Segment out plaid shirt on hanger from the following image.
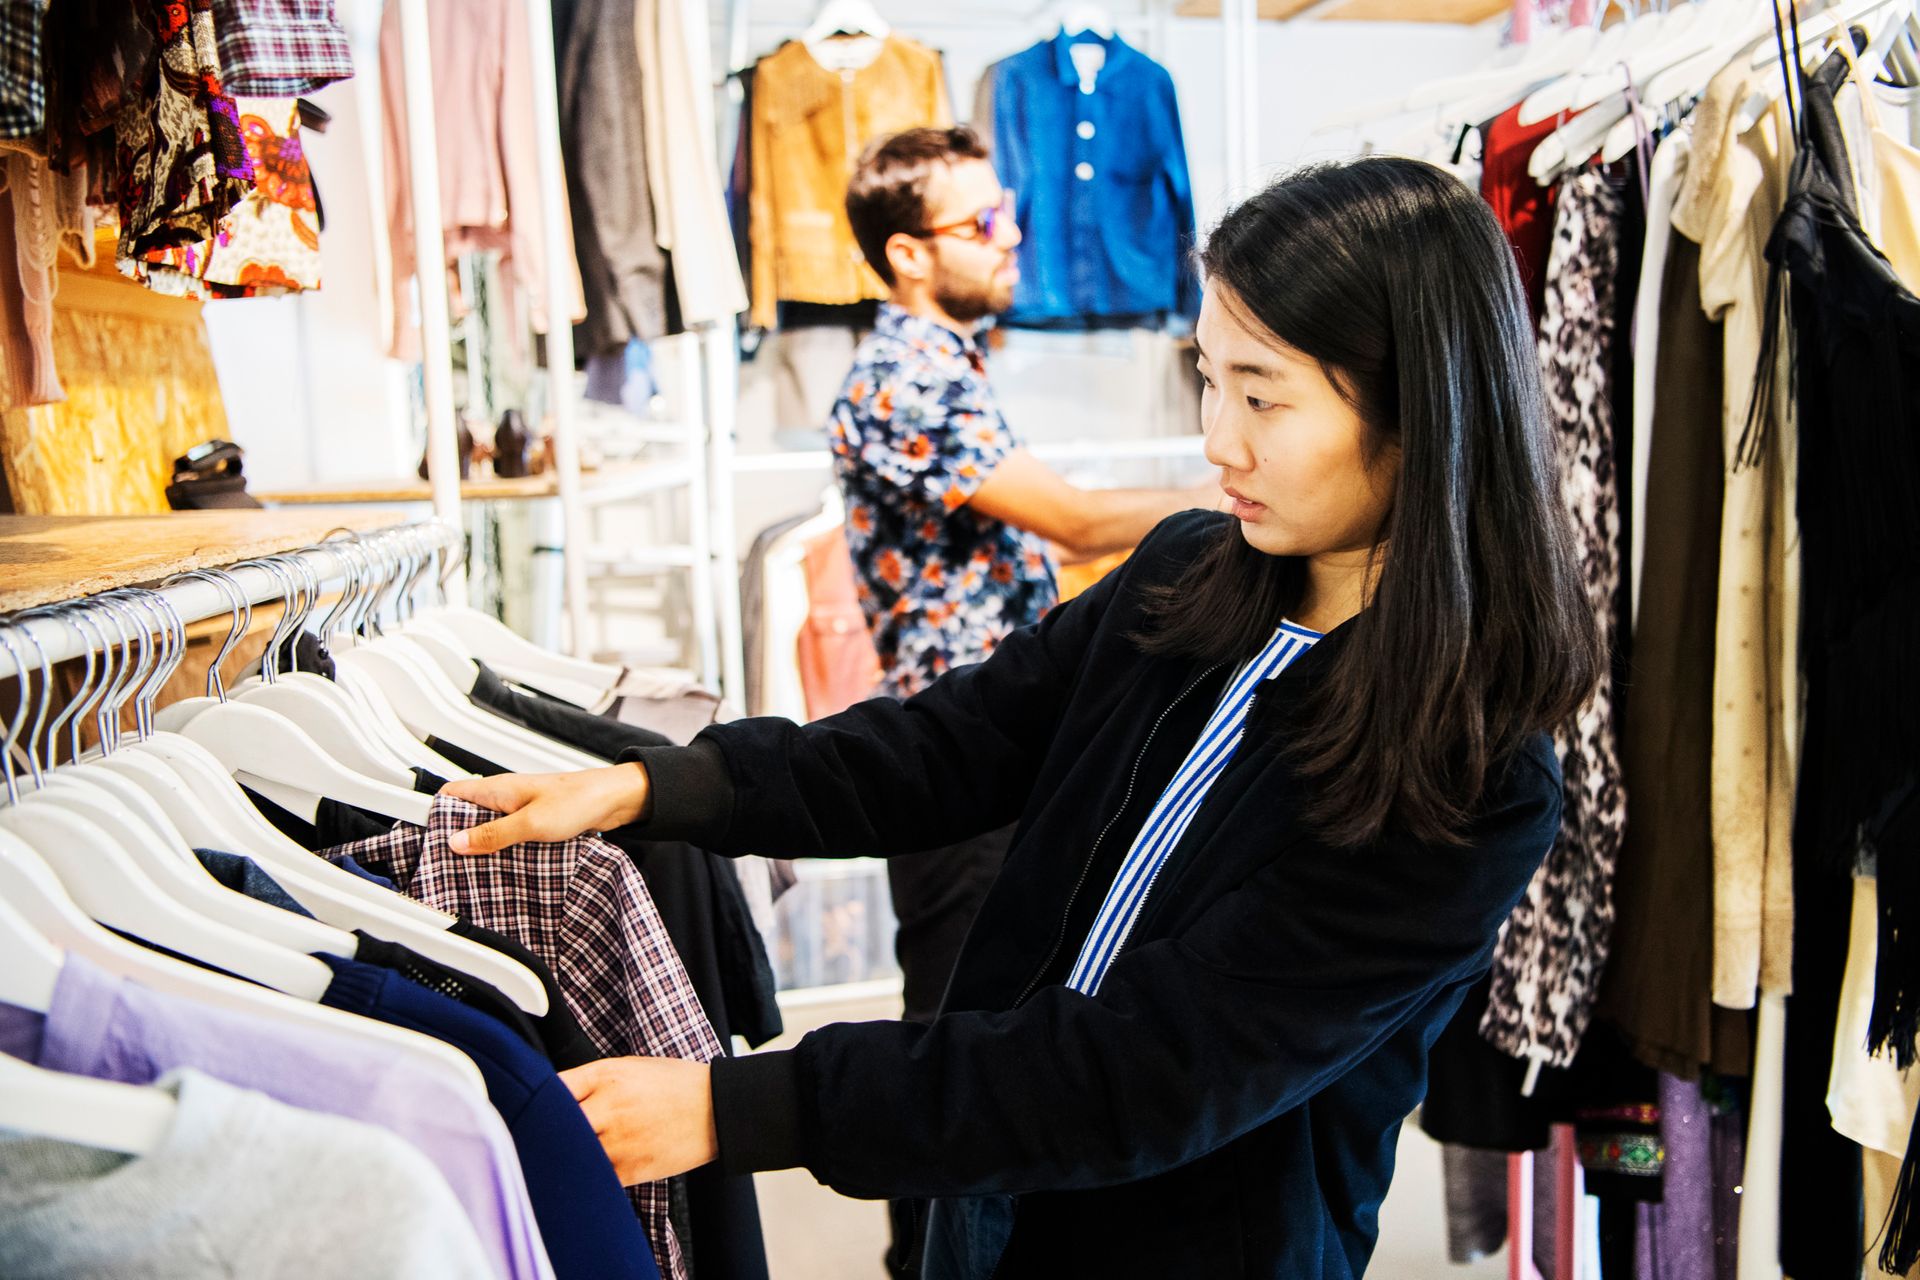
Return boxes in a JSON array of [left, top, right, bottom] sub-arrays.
[[322, 795, 724, 1280], [0, 0, 45, 139], [209, 0, 353, 98]]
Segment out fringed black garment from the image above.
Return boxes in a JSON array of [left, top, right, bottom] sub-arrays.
[[1761, 21, 1920, 1275]]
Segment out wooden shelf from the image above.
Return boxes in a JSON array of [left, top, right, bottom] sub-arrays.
[[0, 509, 407, 612], [257, 458, 694, 508]]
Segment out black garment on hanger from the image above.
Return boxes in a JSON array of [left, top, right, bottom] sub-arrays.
[[1763, 35, 1906, 1278], [1418, 975, 1575, 1153], [243, 785, 394, 850], [465, 661, 777, 1280], [449, 919, 603, 1070], [777, 299, 879, 330]]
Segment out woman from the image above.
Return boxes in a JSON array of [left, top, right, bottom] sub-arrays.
[[446, 157, 1599, 1278]]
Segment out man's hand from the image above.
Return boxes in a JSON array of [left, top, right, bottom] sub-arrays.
[[442, 763, 651, 854], [561, 1057, 720, 1185]]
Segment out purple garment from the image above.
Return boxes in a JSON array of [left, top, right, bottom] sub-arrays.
[[0, 952, 554, 1280], [1636, 1072, 1744, 1280]]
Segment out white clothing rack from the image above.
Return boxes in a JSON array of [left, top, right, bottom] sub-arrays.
[[728, 436, 1206, 475], [0, 519, 457, 681], [390, 0, 664, 662]]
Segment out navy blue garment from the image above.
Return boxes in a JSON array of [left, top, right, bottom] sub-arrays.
[[990, 32, 1199, 328], [192, 848, 316, 918], [335, 853, 395, 890], [318, 956, 660, 1280]]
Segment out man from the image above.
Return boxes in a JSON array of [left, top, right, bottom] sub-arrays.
[[831, 124, 1209, 1276]]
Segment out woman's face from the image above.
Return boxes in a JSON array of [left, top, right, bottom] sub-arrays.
[[1196, 283, 1398, 560]]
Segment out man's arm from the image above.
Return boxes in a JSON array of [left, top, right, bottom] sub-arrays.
[[969, 447, 1216, 560]]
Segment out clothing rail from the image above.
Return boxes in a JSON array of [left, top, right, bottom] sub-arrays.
[[728, 434, 1207, 475], [0, 522, 459, 682]]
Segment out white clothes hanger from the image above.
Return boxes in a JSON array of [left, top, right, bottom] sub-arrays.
[[18, 597, 431, 927], [0, 619, 357, 964], [185, 702, 431, 825], [0, 800, 334, 1000], [803, 0, 888, 45], [1613, 0, 1775, 143], [399, 524, 620, 708], [0, 1052, 177, 1158], [1518, 8, 1640, 124], [105, 740, 547, 1015], [1057, 3, 1116, 38], [1313, 6, 1599, 135], [328, 535, 605, 771], [338, 641, 608, 773], [0, 828, 488, 1095], [417, 607, 617, 707], [231, 557, 418, 782], [149, 567, 419, 802], [1750, 0, 1914, 69], [110, 585, 547, 1015], [1732, 0, 1914, 131], [0, 889, 60, 1012], [37, 774, 357, 960], [296, 552, 476, 778], [7, 589, 545, 1025]]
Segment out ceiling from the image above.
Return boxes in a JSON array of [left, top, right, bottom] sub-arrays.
[[1174, 0, 1511, 20]]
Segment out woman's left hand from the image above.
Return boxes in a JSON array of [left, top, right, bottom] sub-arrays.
[[560, 1056, 719, 1185]]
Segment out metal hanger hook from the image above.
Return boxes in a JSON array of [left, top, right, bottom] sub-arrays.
[[0, 621, 40, 800], [54, 603, 116, 762], [17, 605, 91, 767], [4, 619, 53, 788], [162, 569, 250, 700]]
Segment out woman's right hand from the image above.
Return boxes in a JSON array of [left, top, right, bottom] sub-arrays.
[[442, 763, 651, 854]]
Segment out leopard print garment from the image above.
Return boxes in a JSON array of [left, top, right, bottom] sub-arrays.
[[1480, 172, 1628, 1071]]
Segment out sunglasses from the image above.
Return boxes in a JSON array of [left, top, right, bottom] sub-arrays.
[[917, 190, 1017, 243]]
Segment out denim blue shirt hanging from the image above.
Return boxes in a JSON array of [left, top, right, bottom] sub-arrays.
[[989, 32, 1200, 329]]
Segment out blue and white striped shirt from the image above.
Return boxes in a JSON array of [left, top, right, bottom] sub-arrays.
[[1066, 622, 1323, 996]]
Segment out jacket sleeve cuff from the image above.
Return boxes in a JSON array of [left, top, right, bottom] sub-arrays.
[[710, 1049, 807, 1176], [612, 738, 734, 845]]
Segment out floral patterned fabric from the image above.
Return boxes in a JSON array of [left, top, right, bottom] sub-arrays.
[[202, 96, 321, 293], [138, 96, 320, 297], [115, 0, 253, 264], [826, 303, 1058, 698]]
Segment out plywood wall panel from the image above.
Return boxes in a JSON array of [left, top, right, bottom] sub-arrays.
[[0, 252, 227, 516]]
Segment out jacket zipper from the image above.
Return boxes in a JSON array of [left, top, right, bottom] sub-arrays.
[[984, 668, 1218, 1279], [1010, 664, 1221, 1009]]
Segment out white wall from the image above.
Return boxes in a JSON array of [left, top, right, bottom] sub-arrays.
[[202, 2, 1502, 493], [201, 0, 413, 493]]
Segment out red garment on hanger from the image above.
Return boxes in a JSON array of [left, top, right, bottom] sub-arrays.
[[1481, 102, 1563, 326], [797, 524, 883, 722]]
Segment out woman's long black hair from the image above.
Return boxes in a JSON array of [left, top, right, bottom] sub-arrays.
[[1139, 156, 1600, 848]]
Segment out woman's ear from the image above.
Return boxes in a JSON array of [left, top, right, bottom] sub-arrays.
[[886, 232, 931, 286]]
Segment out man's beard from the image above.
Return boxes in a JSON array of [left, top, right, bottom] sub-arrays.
[[933, 269, 1013, 324]]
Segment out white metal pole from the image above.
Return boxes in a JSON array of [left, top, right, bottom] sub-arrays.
[[677, 336, 722, 690], [518, 0, 591, 657], [396, 0, 464, 583], [701, 326, 748, 706], [1221, 0, 1260, 196]]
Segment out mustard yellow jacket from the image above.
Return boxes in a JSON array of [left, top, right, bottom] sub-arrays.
[[749, 37, 952, 329]]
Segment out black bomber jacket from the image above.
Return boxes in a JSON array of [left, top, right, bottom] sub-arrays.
[[625, 510, 1561, 1279]]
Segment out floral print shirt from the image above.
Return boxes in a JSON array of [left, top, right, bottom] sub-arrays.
[[827, 303, 1059, 698]]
